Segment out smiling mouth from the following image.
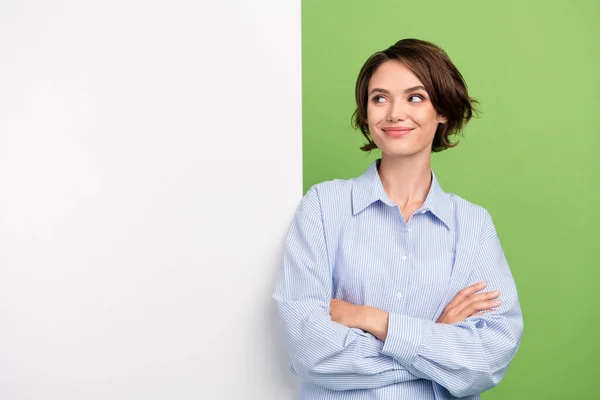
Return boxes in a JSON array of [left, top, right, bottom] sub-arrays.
[[382, 127, 414, 137]]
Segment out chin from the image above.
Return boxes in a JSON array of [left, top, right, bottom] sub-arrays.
[[378, 143, 425, 157]]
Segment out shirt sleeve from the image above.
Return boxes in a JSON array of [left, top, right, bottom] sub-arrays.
[[380, 211, 524, 398], [272, 187, 420, 391]]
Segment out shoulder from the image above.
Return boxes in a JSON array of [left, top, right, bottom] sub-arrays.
[[447, 193, 497, 242], [299, 178, 356, 216], [302, 178, 356, 206], [447, 193, 490, 218]]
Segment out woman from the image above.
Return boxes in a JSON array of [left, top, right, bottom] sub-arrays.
[[273, 38, 523, 400]]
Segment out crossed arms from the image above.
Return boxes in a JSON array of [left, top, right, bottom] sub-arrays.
[[272, 196, 523, 397]]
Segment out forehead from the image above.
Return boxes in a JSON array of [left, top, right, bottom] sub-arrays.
[[368, 59, 424, 91]]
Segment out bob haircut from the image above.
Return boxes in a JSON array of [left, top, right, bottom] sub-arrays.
[[352, 38, 479, 152]]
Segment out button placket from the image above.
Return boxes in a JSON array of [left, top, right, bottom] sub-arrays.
[[390, 219, 411, 312], [402, 221, 416, 301], [393, 222, 409, 309]]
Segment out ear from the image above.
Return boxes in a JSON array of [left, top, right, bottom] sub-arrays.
[[437, 114, 448, 124]]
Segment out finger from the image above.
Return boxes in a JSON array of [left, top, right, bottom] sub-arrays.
[[461, 300, 502, 317], [468, 290, 501, 304], [454, 290, 500, 314], [472, 305, 500, 316], [472, 309, 494, 317], [446, 282, 487, 309]]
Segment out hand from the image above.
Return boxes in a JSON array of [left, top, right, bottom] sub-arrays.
[[329, 299, 363, 329], [436, 282, 501, 324]]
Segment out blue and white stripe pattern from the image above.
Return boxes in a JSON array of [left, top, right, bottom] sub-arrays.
[[273, 160, 523, 399]]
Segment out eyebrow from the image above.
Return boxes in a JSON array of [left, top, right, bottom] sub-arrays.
[[368, 85, 427, 96]]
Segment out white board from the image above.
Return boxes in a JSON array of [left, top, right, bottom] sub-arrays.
[[0, 1, 301, 398]]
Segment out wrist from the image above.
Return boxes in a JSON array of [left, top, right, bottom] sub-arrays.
[[357, 305, 389, 341], [355, 305, 370, 331]]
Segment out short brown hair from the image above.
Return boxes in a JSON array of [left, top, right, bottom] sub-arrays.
[[352, 38, 479, 152]]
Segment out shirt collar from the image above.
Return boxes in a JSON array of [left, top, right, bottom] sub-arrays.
[[351, 159, 453, 230]]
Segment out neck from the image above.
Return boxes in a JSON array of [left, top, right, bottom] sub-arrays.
[[377, 153, 432, 209]]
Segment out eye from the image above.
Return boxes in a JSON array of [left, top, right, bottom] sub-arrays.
[[408, 94, 425, 103], [371, 95, 387, 104]]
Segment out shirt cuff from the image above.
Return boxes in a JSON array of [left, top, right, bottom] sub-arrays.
[[380, 312, 425, 367]]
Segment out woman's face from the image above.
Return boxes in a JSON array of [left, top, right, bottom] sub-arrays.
[[367, 59, 447, 159]]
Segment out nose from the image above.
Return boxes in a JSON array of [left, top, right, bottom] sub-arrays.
[[387, 100, 407, 122]]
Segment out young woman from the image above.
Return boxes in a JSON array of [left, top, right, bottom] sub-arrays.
[[273, 38, 523, 400]]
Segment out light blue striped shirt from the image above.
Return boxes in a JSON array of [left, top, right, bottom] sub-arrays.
[[273, 160, 523, 399]]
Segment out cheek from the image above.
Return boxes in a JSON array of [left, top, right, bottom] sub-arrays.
[[420, 107, 440, 123], [413, 109, 440, 131], [367, 104, 386, 126]]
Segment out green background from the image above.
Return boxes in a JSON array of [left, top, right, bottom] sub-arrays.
[[302, 1, 600, 398]]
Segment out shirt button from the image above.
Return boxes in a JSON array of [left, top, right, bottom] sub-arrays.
[[396, 292, 403, 299], [401, 255, 407, 261]]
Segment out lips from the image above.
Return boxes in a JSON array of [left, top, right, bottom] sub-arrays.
[[382, 127, 414, 138]]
